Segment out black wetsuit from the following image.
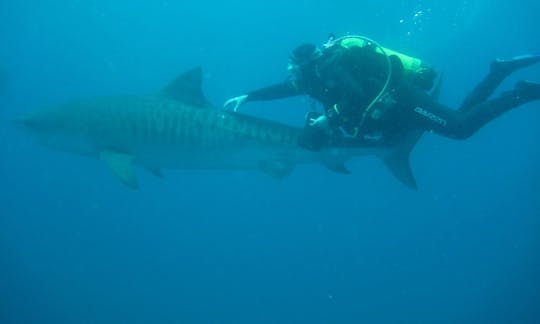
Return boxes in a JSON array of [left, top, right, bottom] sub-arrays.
[[245, 45, 538, 147]]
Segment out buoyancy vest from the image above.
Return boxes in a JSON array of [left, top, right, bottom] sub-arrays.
[[332, 36, 437, 90]]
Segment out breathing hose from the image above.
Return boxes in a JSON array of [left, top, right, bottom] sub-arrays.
[[328, 35, 393, 136]]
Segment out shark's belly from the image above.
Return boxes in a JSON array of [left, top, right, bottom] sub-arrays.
[[129, 142, 297, 170], [84, 107, 302, 170]]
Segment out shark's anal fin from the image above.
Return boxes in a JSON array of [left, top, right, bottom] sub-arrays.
[[258, 159, 294, 179], [320, 148, 351, 175], [383, 131, 423, 190], [100, 151, 138, 189]]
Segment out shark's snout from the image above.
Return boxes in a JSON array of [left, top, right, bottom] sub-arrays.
[[12, 115, 42, 133]]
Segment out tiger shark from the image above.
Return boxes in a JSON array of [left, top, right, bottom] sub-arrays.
[[13, 68, 420, 189]]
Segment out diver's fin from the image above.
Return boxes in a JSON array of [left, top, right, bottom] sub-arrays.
[[515, 80, 540, 101], [491, 54, 540, 75], [160, 67, 210, 107], [382, 131, 422, 190], [258, 159, 294, 179], [323, 161, 351, 175], [100, 150, 138, 189]]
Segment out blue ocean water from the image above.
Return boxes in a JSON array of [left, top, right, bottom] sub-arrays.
[[1, 0, 539, 323]]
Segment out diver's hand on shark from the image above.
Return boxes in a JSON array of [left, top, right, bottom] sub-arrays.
[[223, 94, 248, 112], [308, 114, 334, 135], [308, 114, 328, 128]]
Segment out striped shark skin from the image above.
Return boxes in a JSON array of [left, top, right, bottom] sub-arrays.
[[13, 68, 419, 189]]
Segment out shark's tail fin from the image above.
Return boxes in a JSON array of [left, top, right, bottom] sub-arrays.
[[430, 72, 444, 100], [382, 131, 423, 190], [383, 74, 440, 189]]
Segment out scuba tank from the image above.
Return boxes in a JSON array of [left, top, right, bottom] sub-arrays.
[[327, 35, 437, 90], [323, 35, 437, 137]]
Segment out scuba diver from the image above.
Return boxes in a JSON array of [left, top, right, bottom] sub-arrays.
[[224, 35, 540, 150]]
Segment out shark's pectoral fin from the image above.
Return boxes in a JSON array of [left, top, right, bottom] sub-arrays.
[[145, 166, 164, 179], [382, 131, 423, 190], [430, 72, 444, 100], [258, 159, 295, 179], [100, 151, 138, 189], [323, 161, 351, 175]]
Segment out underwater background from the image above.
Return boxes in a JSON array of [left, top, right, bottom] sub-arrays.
[[1, 0, 539, 323]]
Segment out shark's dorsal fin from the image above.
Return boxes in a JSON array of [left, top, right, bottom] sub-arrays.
[[160, 67, 210, 107], [100, 150, 138, 189], [382, 131, 423, 190]]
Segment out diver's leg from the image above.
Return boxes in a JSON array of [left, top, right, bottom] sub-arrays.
[[459, 54, 540, 112], [410, 81, 540, 139], [454, 81, 540, 138]]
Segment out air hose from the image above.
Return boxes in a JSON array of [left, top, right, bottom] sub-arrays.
[[327, 35, 393, 137]]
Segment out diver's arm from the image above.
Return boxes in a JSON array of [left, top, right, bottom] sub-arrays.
[[246, 80, 303, 101], [224, 80, 302, 111]]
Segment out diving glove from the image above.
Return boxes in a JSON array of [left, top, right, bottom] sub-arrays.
[[299, 113, 334, 151], [223, 94, 249, 112], [308, 114, 332, 134]]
